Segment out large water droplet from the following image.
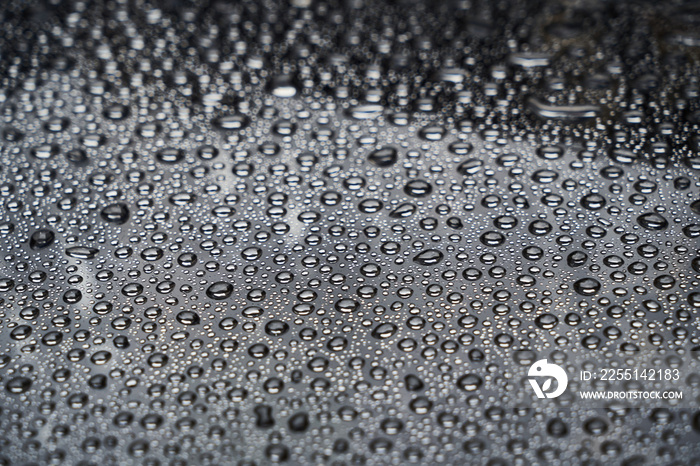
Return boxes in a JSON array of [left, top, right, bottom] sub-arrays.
[[29, 229, 55, 250], [100, 203, 130, 224], [637, 212, 668, 230], [206, 282, 234, 300], [413, 249, 444, 265], [368, 147, 398, 167]]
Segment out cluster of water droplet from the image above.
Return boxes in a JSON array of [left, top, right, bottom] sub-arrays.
[[0, 0, 699, 464]]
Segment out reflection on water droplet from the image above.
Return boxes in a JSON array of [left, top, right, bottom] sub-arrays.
[[65, 247, 99, 259], [368, 147, 398, 167], [404, 180, 433, 197], [637, 212, 669, 230], [206, 282, 234, 300], [413, 249, 444, 265], [100, 203, 130, 224], [574, 278, 602, 296]]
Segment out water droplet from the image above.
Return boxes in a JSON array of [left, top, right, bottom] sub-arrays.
[[637, 213, 669, 230], [368, 147, 398, 167], [65, 247, 99, 259], [155, 148, 185, 164], [100, 203, 130, 224], [403, 180, 433, 197], [206, 282, 234, 300], [371, 323, 398, 339], [213, 114, 249, 131], [574, 278, 602, 296], [456, 374, 483, 391], [29, 229, 55, 250], [413, 249, 444, 265]]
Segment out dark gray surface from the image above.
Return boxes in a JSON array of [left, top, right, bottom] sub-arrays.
[[0, 0, 699, 464]]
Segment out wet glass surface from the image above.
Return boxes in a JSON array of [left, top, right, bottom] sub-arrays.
[[0, 0, 700, 464]]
